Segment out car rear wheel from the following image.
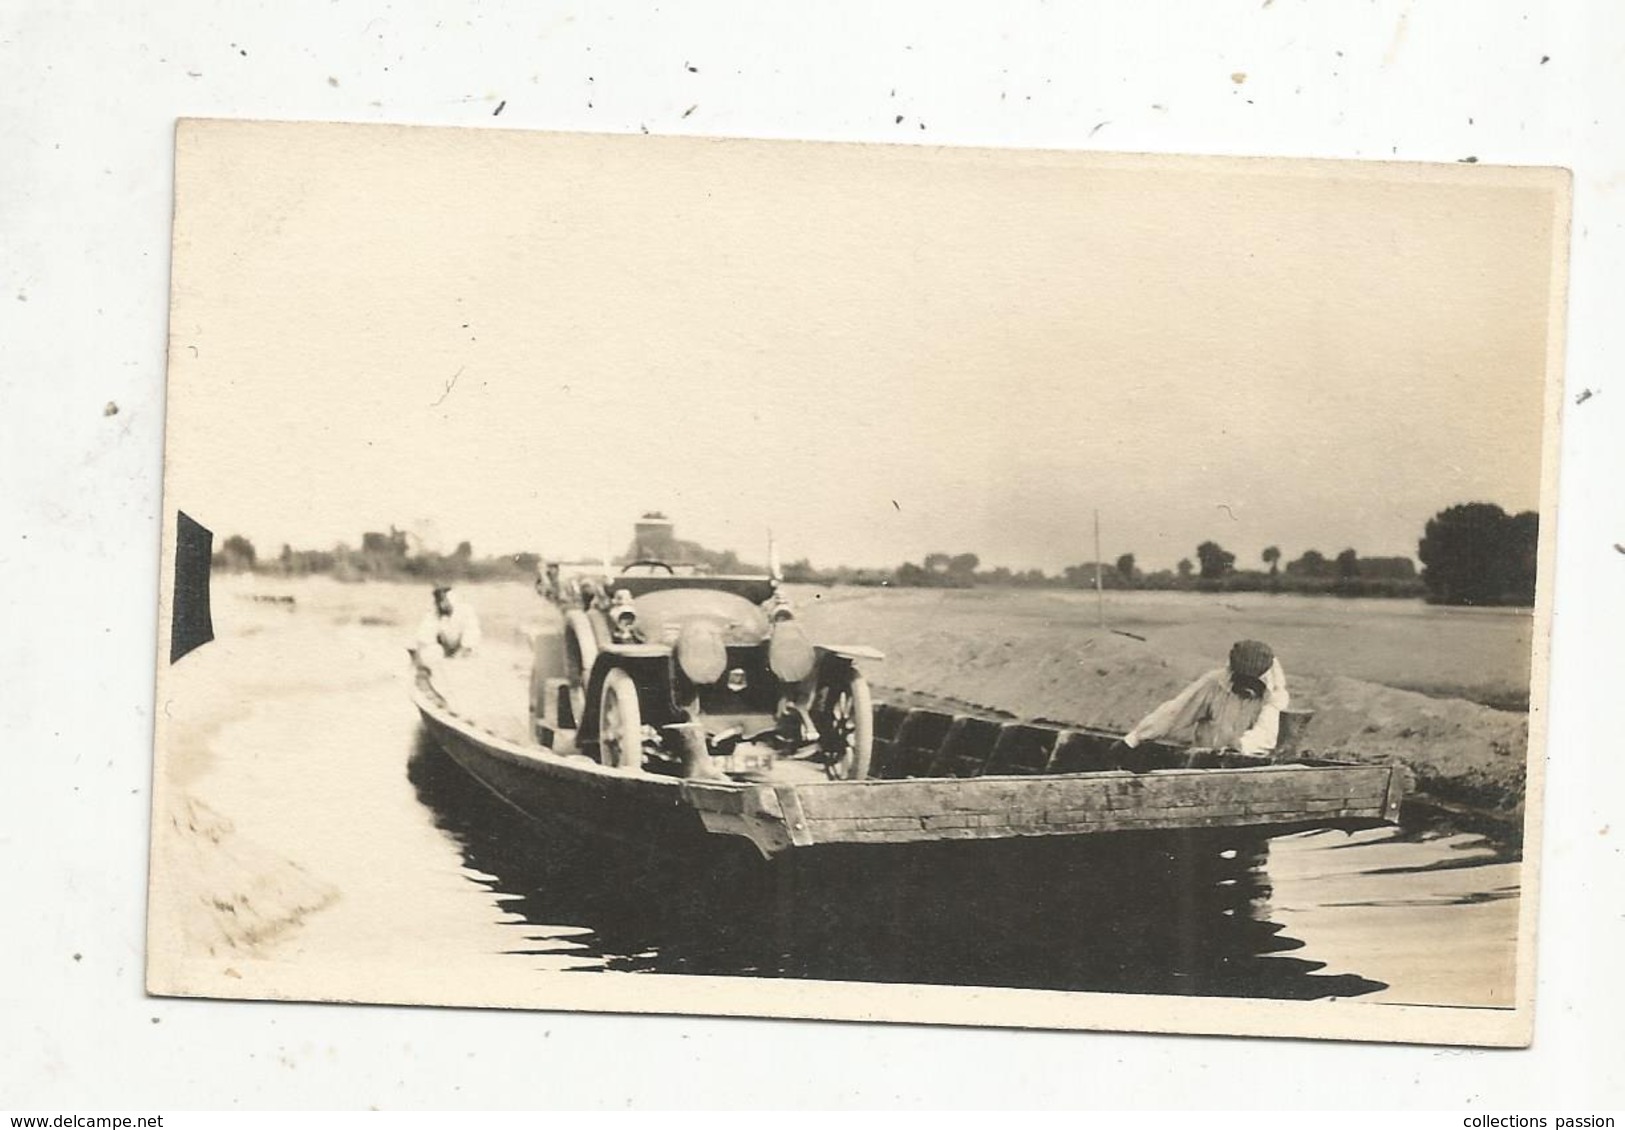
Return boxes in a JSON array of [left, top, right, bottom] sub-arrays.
[[821, 671, 873, 781], [599, 668, 645, 771]]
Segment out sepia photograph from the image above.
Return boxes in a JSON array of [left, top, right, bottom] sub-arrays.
[[147, 119, 1566, 1047]]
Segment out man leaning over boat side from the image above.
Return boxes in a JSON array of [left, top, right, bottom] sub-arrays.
[[1111, 639, 1289, 756], [408, 585, 483, 684]]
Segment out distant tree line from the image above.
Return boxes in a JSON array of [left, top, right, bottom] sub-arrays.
[[212, 501, 1539, 607], [777, 544, 1427, 598], [212, 525, 539, 585], [783, 502, 1538, 606]]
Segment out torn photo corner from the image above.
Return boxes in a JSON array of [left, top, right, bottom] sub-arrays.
[[149, 118, 1568, 1047]]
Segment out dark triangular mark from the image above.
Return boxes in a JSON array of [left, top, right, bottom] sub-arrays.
[[171, 511, 215, 662]]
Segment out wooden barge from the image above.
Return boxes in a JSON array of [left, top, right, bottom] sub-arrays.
[[412, 686, 1406, 860]]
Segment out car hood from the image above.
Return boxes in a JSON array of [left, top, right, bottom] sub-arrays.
[[630, 588, 772, 647]]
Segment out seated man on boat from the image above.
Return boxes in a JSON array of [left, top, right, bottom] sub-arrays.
[[535, 561, 561, 602], [1113, 639, 1289, 757], [408, 585, 482, 680]]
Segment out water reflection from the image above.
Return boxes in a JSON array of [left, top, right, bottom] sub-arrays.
[[407, 733, 1387, 1000]]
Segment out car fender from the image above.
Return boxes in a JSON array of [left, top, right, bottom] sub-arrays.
[[579, 648, 680, 750], [563, 609, 602, 684], [817, 644, 885, 662]]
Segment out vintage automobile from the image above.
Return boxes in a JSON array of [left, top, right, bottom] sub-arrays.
[[527, 558, 883, 781]]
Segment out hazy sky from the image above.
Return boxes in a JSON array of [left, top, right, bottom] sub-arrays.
[[165, 123, 1562, 573]]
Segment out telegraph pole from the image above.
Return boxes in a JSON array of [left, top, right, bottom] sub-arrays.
[[1094, 509, 1105, 630]]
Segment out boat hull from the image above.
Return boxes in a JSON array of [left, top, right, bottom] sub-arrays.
[[412, 688, 1405, 859]]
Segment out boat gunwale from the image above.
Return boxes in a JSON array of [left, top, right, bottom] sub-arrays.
[[411, 687, 1399, 798]]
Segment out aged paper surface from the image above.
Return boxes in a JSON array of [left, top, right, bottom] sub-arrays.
[[150, 119, 1567, 1047]]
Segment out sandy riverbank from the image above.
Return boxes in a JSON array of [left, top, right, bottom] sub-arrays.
[[148, 591, 547, 995]]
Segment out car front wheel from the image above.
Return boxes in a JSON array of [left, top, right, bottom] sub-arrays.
[[599, 668, 646, 771], [818, 669, 873, 781]]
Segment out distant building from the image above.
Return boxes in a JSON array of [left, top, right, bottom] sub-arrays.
[[630, 512, 679, 561], [360, 527, 410, 572], [621, 512, 759, 575]]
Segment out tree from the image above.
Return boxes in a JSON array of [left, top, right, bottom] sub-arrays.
[[923, 552, 953, 576], [1504, 511, 1540, 606], [896, 562, 929, 586], [1357, 556, 1417, 579], [1335, 548, 1359, 580], [1261, 546, 1281, 576], [214, 534, 257, 572], [1287, 549, 1329, 577], [781, 557, 818, 584], [1418, 502, 1539, 605], [948, 552, 980, 580], [1176, 558, 1194, 579], [1115, 553, 1136, 582], [1195, 540, 1235, 580]]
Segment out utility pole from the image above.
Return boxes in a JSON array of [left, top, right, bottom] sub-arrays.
[[1094, 509, 1105, 631]]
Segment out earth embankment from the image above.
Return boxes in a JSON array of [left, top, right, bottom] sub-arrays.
[[794, 587, 1531, 825]]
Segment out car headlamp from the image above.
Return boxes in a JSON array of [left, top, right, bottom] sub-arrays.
[[607, 589, 640, 640], [676, 619, 728, 685], [768, 620, 816, 684]]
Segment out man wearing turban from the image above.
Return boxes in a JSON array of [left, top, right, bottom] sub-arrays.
[[1116, 639, 1290, 756]]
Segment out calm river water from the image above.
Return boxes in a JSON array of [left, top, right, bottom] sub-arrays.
[[397, 728, 1519, 1004]]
